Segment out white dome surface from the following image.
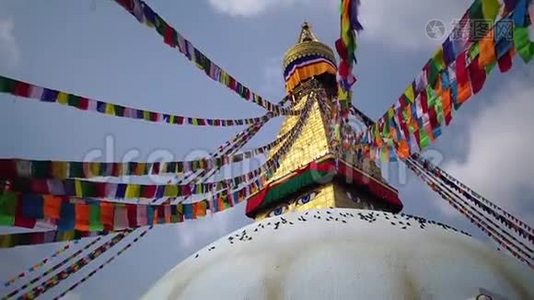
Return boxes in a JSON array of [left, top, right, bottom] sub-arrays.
[[144, 209, 534, 299]]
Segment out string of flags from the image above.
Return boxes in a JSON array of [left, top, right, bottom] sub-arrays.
[[2, 236, 105, 298], [174, 119, 269, 189], [345, 79, 533, 268], [53, 228, 152, 300], [1, 101, 309, 200], [411, 155, 534, 244], [114, 0, 294, 115], [3, 240, 78, 287], [360, 1, 533, 163], [407, 158, 533, 267], [414, 152, 534, 236], [19, 232, 132, 299], [0, 75, 275, 127], [0, 131, 290, 181], [0, 95, 315, 237], [336, 0, 363, 108], [0, 229, 121, 248]]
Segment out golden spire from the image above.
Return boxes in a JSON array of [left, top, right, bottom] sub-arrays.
[[282, 22, 336, 69], [297, 22, 319, 43]]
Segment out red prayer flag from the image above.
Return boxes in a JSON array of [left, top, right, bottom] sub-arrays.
[[468, 56, 486, 94], [31, 180, 49, 194], [43, 195, 62, 220], [498, 49, 513, 73], [75, 203, 90, 231], [79, 97, 89, 110], [14, 81, 31, 98], [127, 204, 137, 227], [163, 26, 176, 47], [0, 160, 17, 179], [100, 202, 115, 231]]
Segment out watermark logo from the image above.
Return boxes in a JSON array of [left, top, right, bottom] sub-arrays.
[[426, 19, 446, 40]]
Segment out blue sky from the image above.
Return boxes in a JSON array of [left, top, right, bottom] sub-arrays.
[[0, 0, 533, 299]]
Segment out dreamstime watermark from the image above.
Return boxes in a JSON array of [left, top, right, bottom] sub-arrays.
[[80, 133, 447, 189], [81, 135, 264, 185]]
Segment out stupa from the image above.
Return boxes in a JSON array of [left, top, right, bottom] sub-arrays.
[[143, 23, 534, 300]]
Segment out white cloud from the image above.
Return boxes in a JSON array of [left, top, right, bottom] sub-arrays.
[[444, 74, 534, 221], [359, 0, 471, 50], [0, 18, 19, 68], [207, 0, 304, 17], [208, 0, 473, 50]]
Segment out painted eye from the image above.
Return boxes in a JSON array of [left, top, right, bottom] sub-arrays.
[[296, 191, 318, 206], [476, 294, 492, 300], [268, 205, 288, 217]]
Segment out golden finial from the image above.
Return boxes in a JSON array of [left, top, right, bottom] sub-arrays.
[[298, 22, 319, 43]]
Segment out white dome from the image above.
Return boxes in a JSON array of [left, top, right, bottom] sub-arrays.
[[144, 209, 534, 299]]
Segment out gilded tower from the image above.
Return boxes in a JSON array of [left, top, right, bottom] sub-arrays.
[[246, 23, 402, 220]]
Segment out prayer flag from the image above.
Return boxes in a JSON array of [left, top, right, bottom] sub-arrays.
[[75, 203, 90, 232], [455, 51, 472, 104], [43, 195, 62, 220], [89, 204, 103, 232], [101, 202, 114, 231], [482, 0, 501, 22], [498, 49, 514, 72], [57, 201, 75, 231], [513, 26, 534, 63], [0, 192, 18, 226]]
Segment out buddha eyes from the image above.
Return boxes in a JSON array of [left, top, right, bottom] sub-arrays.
[[268, 204, 289, 217], [266, 191, 320, 217], [296, 191, 318, 206]]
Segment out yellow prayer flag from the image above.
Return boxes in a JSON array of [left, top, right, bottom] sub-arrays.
[[404, 85, 415, 103], [89, 162, 100, 177], [136, 163, 146, 176], [52, 162, 68, 179], [125, 184, 141, 199], [75, 180, 83, 197], [105, 103, 115, 115], [57, 92, 69, 105]]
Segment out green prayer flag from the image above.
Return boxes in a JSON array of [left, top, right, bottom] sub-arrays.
[[0, 192, 18, 226], [514, 27, 534, 63], [154, 16, 166, 36], [0, 76, 16, 93], [482, 0, 500, 22], [469, 0, 484, 20], [68, 94, 81, 108], [69, 162, 84, 178], [469, 43, 481, 61], [32, 161, 51, 179], [81, 181, 97, 197], [89, 204, 103, 232], [426, 61, 440, 88], [485, 61, 497, 74], [419, 130, 431, 149], [115, 105, 125, 117]]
